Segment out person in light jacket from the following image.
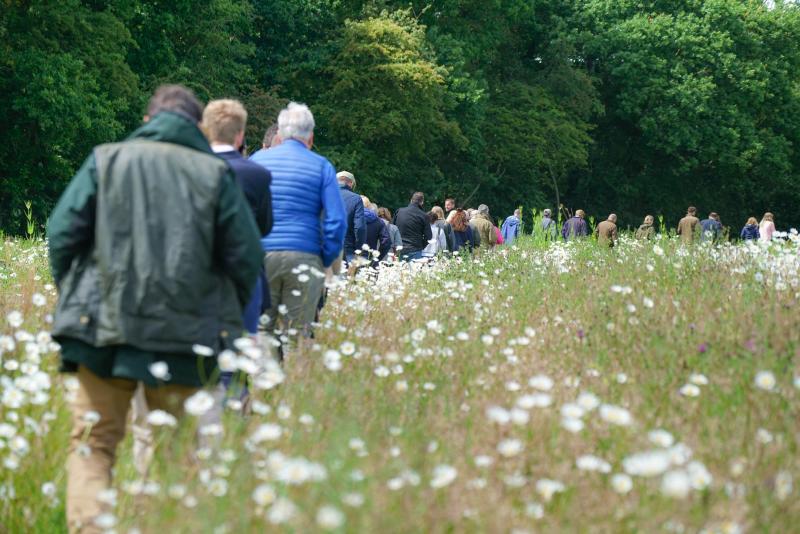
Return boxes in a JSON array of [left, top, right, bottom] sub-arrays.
[[501, 209, 522, 245], [431, 205, 454, 252], [759, 212, 776, 242], [423, 211, 448, 258]]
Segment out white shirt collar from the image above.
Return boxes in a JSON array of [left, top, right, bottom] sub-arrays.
[[211, 144, 237, 153]]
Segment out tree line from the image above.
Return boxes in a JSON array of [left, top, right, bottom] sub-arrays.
[[2, 0, 800, 235]]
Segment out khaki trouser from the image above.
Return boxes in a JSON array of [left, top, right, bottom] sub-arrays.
[[130, 382, 227, 480], [67, 365, 198, 533], [264, 251, 325, 338]]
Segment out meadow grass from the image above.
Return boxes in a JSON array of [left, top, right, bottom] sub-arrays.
[[1, 234, 798, 533]]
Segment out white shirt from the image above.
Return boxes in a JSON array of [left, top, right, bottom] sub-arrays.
[[211, 144, 237, 154]]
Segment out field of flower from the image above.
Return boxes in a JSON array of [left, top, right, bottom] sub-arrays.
[[1, 233, 799, 533]]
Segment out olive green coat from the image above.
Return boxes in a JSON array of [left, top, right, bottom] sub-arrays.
[[595, 219, 618, 247], [677, 215, 700, 244], [635, 224, 655, 240], [470, 213, 498, 248]]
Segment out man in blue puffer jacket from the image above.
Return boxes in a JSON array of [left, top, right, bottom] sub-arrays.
[[336, 171, 366, 263], [250, 102, 347, 346]]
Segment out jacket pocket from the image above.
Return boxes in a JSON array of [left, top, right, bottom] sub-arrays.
[[53, 257, 101, 342]]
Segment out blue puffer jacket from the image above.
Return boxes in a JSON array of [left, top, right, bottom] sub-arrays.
[[250, 140, 346, 267], [339, 184, 366, 255], [501, 215, 521, 244]]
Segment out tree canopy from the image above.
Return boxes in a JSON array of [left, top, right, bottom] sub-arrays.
[[2, 0, 799, 234]]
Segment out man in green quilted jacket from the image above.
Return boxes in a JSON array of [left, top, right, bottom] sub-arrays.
[[47, 85, 263, 533]]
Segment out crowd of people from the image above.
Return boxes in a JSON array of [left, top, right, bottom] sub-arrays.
[[46, 84, 785, 532], [553, 206, 781, 248]]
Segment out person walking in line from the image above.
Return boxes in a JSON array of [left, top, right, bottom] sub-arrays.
[[250, 102, 347, 345], [540, 208, 557, 240], [594, 213, 618, 247], [363, 202, 391, 264], [393, 192, 432, 261], [262, 123, 281, 149], [470, 204, 498, 250], [203, 99, 273, 336], [336, 171, 366, 263], [202, 98, 273, 405], [431, 206, 454, 252], [48, 85, 263, 533], [444, 197, 456, 218], [447, 209, 475, 253], [677, 206, 700, 244], [759, 212, 776, 242], [562, 209, 588, 241], [501, 209, 522, 245], [467, 209, 482, 249], [378, 207, 403, 257], [700, 212, 723, 244], [636, 215, 656, 240], [423, 211, 448, 258], [494, 222, 505, 246], [740, 217, 761, 241]]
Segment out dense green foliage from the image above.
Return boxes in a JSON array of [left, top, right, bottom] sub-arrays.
[[2, 0, 800, 234]]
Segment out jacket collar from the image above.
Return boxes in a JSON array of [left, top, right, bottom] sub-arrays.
[[283, 138, 309, 150], [408, 202, 424, 211], [340, 184, 353, 192], [128, 112, 213, 154]]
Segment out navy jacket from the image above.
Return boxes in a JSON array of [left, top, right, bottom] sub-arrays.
[[740, 224, 760, 240], [393, 203, 433, 253], [216, 150, 273, 237], [250, 140, 346, 267], [700, 218, 722, 242], [562, 217, 588, 240], [452, 227, 475, 252], [364, 209, 391, 261], [339, 184, 366, 255]]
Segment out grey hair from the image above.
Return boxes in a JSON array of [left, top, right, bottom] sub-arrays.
[[543, 208, 552, 217], [514, 208, 521, 217], [367, 203, 379, 213], [478, 204, 489, 215], [278, 102, 315, 143], [336, 171, 355, 187]]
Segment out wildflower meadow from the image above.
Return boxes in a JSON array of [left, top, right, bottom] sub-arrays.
[[1, 233, 799, 533]]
